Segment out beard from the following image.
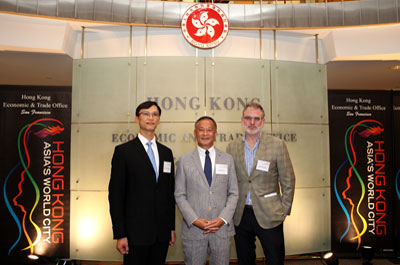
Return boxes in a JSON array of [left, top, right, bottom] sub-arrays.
[[243, 124, 262, 136]]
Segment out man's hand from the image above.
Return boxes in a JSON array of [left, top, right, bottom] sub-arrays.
[[204, 217, 225, 234], [169, 231, 176, 246], [193, 218, 210, 230], [116, 237, 129, 255]]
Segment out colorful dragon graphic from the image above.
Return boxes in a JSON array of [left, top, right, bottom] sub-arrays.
[[333, 119, 384, 250], [3, 118, 64, 256]]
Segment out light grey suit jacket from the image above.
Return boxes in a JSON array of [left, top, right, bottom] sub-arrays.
[[175, 147, 239, 240], [227, 134, 295, 229]]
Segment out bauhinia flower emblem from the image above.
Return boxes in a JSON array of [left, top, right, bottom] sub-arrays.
[[192, 11, 220, 38], [181, 3, 229, 49]]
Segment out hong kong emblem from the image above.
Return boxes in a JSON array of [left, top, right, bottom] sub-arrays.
[[181, 3, 229, 49]]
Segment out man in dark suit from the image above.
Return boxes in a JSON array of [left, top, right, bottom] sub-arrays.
[[108, 101, 175, 265]]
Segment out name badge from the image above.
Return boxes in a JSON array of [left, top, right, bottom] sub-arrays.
[[215, 164, 228, 175], [256, 160, 270, 172], [163, 161, 172, 173]]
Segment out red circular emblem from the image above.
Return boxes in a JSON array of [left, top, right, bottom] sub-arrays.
[[181, 4, 229, 49]]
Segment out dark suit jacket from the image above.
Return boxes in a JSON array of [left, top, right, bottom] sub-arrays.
[[108, 137, 175, 245]]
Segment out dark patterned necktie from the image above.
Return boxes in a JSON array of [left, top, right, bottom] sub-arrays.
[[204, 150, 212, 186]]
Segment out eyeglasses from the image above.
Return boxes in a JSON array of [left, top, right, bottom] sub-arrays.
[[139, 111, 160, 118], [243, 116, 263, 122]]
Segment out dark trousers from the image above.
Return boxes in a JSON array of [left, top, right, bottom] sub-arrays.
[[123, 240, 169, 265], [234, 207, 285, 265]]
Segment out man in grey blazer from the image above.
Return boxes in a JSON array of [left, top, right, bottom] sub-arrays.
[[226, 102, 295, 265], [175, 116, 239, 265]]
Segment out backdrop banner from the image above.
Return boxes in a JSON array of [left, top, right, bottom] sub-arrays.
[[393, 91, 400, 256], [328, 90, 394, 253], [0, 85, 71, 261]]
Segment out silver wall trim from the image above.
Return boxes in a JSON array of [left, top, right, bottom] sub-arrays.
[[314, 33, 319, 64], [0, 0, 399, 28], [129, 25, 132, 57], [273, 29, 277, 60], [80, 26, 85, 59]]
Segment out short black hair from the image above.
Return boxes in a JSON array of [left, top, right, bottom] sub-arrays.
[[135, 101, 162, 117], [195, 116, 217, 130]]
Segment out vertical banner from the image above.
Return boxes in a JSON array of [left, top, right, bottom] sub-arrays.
[[328, 90, 394, 253], [0, 86, 71, 261], [393, 91, 400, 255]]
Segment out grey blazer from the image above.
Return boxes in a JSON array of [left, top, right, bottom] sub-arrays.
[[227, 134, 295, 229], [175, 147, 239, 240]]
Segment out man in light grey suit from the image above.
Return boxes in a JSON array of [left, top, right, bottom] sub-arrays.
[[227, 102, 295, 265], [175, 116, 239, 265]]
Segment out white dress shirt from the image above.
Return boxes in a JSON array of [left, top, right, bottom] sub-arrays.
[[197, 145, 216, 176]]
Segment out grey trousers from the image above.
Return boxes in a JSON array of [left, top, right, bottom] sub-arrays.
[[182, 235, 232, 265]]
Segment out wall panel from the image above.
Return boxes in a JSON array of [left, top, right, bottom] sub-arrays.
[[72, 56, 329, 261]]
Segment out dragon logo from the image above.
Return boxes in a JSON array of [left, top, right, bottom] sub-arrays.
[[3, 118, 64, 256], [333, 119, 384, 250]]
